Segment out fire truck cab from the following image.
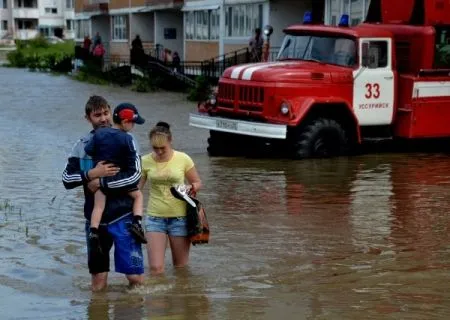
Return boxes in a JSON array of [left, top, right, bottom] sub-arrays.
[[189, 0, 450, 158]]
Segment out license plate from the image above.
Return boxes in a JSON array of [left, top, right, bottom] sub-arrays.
[[216, 119, 238, 131]]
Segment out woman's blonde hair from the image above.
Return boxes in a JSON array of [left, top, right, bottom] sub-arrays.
[[149, 121, 172, 147]]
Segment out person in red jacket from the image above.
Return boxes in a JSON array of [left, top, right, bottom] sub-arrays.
[[92, 42, 105, 68]]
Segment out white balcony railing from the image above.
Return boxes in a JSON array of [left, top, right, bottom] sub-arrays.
[[12, 8, 39, 19], [15, 29, 39, 40], [64, 30, 75, 39], [64, 9, 75, 20]]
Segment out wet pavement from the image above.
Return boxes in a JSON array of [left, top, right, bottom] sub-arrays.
[[1, 67, 450, 319]]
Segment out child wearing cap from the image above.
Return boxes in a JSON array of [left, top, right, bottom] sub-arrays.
[[85, 103, 147, 248]]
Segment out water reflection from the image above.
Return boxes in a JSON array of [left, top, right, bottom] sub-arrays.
[[2, 69, 450, 319], [86, 270, 211, 320]]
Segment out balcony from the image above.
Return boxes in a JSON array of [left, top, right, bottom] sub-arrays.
[[15, 29, 39, 40], [64, 9, 75, 20], [82, 0, 108, 13], [12, 8, 39, 19]]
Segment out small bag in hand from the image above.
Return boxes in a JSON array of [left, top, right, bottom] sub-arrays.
[[170, 185, 210, 245]]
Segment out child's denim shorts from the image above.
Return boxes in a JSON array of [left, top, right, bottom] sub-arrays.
[[144, 215, 188, 237]]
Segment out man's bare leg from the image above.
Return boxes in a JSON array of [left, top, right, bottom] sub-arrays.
[[91, 272, 108, 292], [126, 274, 144, 288]]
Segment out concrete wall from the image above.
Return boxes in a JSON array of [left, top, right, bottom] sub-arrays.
[[109, 41, 129, 60], [38, 0, 65, 26], [0, 7, 12, 36], [132, 12, 154, 42], [92, 15, 110, 42], [154, 10, 183, 56], [269, 0, 312, 47]]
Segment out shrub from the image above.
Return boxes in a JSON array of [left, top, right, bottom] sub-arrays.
[[187, 75, 212, 102], [131, 75, 163, 93], [6, 50, 27, 67], [6, 38, 74, 73]]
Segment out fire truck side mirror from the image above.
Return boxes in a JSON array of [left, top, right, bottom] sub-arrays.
[[361, 41, 370, 67]]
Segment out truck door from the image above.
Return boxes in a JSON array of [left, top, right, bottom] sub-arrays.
[[352, 38, 395, 126]]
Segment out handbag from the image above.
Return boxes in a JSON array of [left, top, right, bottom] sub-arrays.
[[170, 185, 210, 245]]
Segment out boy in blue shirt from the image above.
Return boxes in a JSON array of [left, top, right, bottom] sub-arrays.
[[85, 103, 147, 247]]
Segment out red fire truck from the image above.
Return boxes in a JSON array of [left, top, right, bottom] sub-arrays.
[[189, 0, 450, 158]]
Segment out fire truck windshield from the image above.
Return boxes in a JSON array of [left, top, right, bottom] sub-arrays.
[[277, 34, 356, 67]]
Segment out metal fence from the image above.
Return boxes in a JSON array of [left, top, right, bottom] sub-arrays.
[[74, 44, 282, 88]]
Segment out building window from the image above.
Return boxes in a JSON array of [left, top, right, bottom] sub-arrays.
[[1, 20, 7, 30], [210, 9, 219, 40], [1, 0, 7, 9], [327, 0, 369, 26], [225, 3, 262, 38], [17, 20, 34, 29], [112, 15, 128, 40], [39, 27, 50, 37], [185, 11, 194, 40], [17, 0, 36, 8], [350, 0, 364, 25], [184, 9, 220, 41], [66, 19, 73, 31], [66, 0, 74, 9], [75, 20, 90, 39], [45, 7, 58, 14]]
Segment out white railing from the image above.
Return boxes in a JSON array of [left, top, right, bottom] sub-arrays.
[[12, 8, 39, 19], [15, 29, 39, 40], [64, 30, 75, 40]]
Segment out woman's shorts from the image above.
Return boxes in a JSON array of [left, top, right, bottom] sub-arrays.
[[144, 215, 188, 237]]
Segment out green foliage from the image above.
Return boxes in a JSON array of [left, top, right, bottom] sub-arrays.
[[6, 50, 27, 67], [72, 62, 109, 85], [6, 37, 74, 73], [104, 65, 132, 86], [131, 73, 166, 93], [187, 75, 212, 102]]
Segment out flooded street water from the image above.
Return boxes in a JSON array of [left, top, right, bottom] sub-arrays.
[[1, 67, 450, 319]]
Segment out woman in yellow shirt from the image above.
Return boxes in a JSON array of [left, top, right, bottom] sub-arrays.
[[139, 122, 202, 274]]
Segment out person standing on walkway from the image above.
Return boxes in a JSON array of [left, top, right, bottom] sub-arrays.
[[249, 28, 264, 62], [62, 95, 144, 291], [139, 122, 202, 275]]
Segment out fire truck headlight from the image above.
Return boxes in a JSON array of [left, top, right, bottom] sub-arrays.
[[209, 96, 217, 105], [280, 102, 290, 115]]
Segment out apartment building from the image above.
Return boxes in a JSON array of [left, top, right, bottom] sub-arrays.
[[64, 0, 75, 39], [182, 0, 374, 60], [74, 0, 184, 61], [0, 0, 12, 39], [0, 0, 75, 40], [182, 0, 318, 61], [73, 0, 371, 62], [109, 0, 183, 60]]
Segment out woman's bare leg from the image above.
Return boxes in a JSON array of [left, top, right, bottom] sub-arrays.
[[146, 232, 167, 275], [169, 236, 190, 268]]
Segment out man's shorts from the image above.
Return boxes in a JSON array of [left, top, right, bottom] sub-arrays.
[[144, 215, 188, 237], [85, 214, 144, 275]]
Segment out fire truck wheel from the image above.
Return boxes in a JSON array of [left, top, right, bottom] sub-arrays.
[[293, 118, 348, 159]]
